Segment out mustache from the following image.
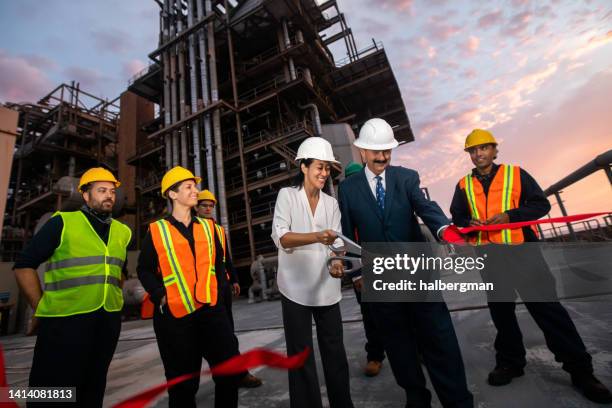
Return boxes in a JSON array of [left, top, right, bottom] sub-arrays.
[[373, 160, 387, 164]]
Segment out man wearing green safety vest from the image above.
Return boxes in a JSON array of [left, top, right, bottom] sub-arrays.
[[14, 167, 132, 408]]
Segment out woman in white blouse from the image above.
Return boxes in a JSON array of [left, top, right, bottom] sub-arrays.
[[271, 137, 353, 408]]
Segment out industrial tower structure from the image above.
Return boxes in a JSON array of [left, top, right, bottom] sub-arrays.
[[125, 0, 413, 276]]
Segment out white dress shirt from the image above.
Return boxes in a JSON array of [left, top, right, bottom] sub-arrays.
[[364, 165, 385, 199], [271, 186, 343, 306]]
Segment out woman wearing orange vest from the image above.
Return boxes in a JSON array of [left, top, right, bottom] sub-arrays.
[[450, 129, 611, 404], [137, 166, 243, 408]]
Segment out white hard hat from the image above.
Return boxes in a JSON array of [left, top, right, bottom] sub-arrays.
[[295, 137, 340, 163], [354, 118, 399, 150]]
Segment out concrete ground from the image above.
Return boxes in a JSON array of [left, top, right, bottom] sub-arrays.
[[3, 291, 612, 407]]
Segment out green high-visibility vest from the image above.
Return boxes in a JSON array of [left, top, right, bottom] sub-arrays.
[[35, 211, 132, 317]]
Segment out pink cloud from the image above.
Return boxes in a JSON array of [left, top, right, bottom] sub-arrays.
[[0, 50, 54, 103], [461, 68, 477, 79], [91, 29, 132, 54], [477, 10, 503, 29], [428, 23, 461, 41], [358, 17, 391, 37], [123, 59, 148, 78], [461, 36, 480, 55], [63, 66, 107, 91], [502, 11, 532, 38], [376, 0, 414, 13]]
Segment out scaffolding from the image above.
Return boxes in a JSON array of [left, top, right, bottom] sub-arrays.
[[1, 82, 120, 261], [124, 0, 413, 276]]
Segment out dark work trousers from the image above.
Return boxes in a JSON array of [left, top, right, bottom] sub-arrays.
[[281, 295, 354, 408], [371, 301, 473, 408], [354, 286, 385, 363], [224, 281, 235, 330], [480, 246, 593, 374], [224, 282, 251, 381], [28, 308, 121, 408], [152, 301, 244, 408]]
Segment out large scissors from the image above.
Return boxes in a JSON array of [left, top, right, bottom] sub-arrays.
[[327, 232, 363, 278]]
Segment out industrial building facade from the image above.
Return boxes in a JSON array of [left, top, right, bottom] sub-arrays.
[[2, 0, 412, 281]]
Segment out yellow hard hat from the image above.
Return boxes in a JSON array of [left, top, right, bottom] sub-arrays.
[[464, 129, 497, 150], [197, 190, 217, 204], [161, 166, 201, 197], [78, 167, 120, 192]]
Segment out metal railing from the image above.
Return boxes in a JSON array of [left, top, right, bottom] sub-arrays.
[[230, 201, 276, 225], [334, 40, 384, 68], [223, 119, 313, 157], [239, 35, 299, 72], [539, 217, 612, 242], [228, 160, 291, 190], [128, 62, 159, 87]]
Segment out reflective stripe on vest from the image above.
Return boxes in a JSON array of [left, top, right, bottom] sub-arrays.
[[150, 217, 218, 318], [464, 175, 482, 245], [213, 222, 230, 281], [44, 256, 125, 273], [45, 275, 122, 291], [195, 217, 216, 304], [35, 211, 131, 317], [461, 164, 523, 245], [156, 220, 197, 314], [214, 223, 226, 262]]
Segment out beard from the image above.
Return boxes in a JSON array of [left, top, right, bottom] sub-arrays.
[[91, 198, 114, 214]]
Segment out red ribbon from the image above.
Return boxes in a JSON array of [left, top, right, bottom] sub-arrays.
[[0, 345, 308, 408], [0, 345, 19, 408], [442, 212, 611, 243], [112, 347, 310, 408]]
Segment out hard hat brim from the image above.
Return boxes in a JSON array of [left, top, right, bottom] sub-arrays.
[[294, 157, 341, 164], [78, 180, 121, 193], [353, 139, 399, 150], [162, 176, 202, 197], [464, 142, 497, 151]]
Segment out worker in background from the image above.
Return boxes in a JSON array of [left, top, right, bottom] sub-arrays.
[[344, 161, 385, 377], [13, 167, 132, 408], [450, 129, 612, 404], [196, 189, 263, 388], [137, 166, 243, 408], [337, 118, 473, 408]]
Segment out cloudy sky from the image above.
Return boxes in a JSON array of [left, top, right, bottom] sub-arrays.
[[1, 0, 611, 222]]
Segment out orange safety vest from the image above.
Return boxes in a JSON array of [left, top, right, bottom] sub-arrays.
[[149, 217, 218, 318], [214, 223, 232, 282], [459, 164, 524, 245]]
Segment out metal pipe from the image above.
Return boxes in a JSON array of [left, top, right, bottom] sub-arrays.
[[282, 20, 296, 80], [299, 103, 322, 136], [544, 150, 612, 195], [198, 0, 216, 196], [169, 3, 179, 167], [226, 0, 254, 259], [209, 0, 228, 228], [162, 0, 173, 169], [177, 4, 188, 167], [187, 0, 202, 180]]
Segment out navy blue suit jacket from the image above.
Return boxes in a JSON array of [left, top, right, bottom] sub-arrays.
[[338, 166, 449, 275]]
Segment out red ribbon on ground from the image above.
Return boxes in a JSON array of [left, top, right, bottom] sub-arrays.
[[442, 212, 611, 243], [112, 347, 310, 408], [0, 345, 19, 408]]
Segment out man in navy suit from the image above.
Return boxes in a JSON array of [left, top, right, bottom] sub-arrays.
[[337, 118, 473, 408]]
